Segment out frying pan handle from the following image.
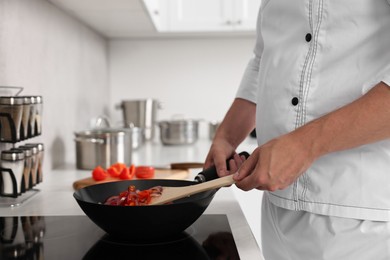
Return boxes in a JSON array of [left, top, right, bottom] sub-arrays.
[[194, 151, 250, 183]]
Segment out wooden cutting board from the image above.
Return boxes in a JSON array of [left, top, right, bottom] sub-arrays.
[[72, 168, 190, 190]]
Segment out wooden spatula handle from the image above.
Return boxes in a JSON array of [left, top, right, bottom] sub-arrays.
[[185, 174, 235, 195], [149, 174, 237, 205]]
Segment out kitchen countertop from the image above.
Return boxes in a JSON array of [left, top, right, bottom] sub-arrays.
[[0, 138, 263, 259]]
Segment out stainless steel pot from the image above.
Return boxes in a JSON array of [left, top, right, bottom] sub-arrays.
[[74, 128, 132, 170], [117, 99, 161, 141], [158, 119, 199, 145]]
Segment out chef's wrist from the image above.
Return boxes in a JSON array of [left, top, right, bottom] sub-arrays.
[[291, 119, 331, 161]]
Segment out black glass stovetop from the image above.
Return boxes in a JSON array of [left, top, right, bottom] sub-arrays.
[[0, 214, 240, 260]]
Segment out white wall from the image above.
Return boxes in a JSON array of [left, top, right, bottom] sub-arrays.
[[0, 0, 109, 171], [109, 37, 255, 139]]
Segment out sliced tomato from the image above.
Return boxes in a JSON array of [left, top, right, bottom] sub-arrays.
[[129, 164, 136, 179], [119, 191, 128, 197], [92, 166, 108, 181], [103, 185, 162, 206], [119, 166, 135, 180], [135, 166, 155, 179], [111, 162, 127, 173], [137, 190, 152, 204], [107, 167, 120, 177]]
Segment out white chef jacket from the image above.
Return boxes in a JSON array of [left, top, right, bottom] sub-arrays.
[[236, 0, 390, 221]]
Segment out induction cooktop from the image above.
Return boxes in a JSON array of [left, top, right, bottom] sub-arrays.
[[0, 214, 240, 260]]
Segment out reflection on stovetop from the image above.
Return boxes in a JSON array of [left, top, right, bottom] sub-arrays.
[[0, 214, 239, 260]]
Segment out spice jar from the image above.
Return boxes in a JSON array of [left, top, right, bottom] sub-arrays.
[[14, 96, 32, 140], [11, 147, 33, 192], [34, 96, 43, 136], [0, 96, 24, 142], [0, 149, 25, 197], [27, 96, 37, 138], [25, 143, 44, 183], [19, 145, 38, 187]]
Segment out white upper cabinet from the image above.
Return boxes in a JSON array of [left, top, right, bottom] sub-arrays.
[[143, 0, 261, 33], [233, 0, 261, 30]]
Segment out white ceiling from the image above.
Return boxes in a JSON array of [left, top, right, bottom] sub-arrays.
[[48, 0, 158, 38], [48, 0, 255, 39]]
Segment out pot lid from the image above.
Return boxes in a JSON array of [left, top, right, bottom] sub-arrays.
[[159, 119, 200, 125], [75, 128, 131, 137]]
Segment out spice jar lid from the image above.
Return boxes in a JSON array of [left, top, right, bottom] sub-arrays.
[[35, 96, 43, 104], [25, 143, 44, 152], [25, 96, 36, 104], [18, 145, 37, 155], [19, 96, 32, 105], [14, 96, 27, 104], [1, 150, 25, 161], [11, 147, 32, 157], [0, 96, 24, 105]]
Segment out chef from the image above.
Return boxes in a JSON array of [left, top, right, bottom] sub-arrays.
[[204, 1, 390, 259]]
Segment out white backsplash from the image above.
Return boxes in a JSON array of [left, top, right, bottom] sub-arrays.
[[0, 0, 109, 172], [108, 37, 256, 140]]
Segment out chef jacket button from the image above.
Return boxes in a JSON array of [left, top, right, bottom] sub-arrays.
[[291, 97, 299, 106], [305, 33, 312, 42]]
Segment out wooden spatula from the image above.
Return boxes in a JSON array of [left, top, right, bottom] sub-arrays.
[[149, 174, 236, 206]]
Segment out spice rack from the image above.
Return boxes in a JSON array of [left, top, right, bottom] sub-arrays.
[[0, 86, 44, 207]]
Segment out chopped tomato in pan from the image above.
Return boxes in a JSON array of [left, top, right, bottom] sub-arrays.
[[103, 185, 162, 206]]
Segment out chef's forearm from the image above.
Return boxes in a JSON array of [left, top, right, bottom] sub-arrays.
[[293, 81, 390, 159], [214, 98, 256, 148]]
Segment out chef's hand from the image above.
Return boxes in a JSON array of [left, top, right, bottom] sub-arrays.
[[204, 139, 245, 177], [233, 131, 316, 191]]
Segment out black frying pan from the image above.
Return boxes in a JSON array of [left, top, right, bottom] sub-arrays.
[[73, 151, 249, 241]]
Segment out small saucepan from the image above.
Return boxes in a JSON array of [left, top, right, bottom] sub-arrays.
[[158, 119, 200, 145], [73, 152, 249, 241], [74, 116, 135, 170], [74, 128, 132, 170]]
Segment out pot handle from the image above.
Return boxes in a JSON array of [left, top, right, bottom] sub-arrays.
[[74, 137, 105, 144], [194, 151, 250, 183]]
